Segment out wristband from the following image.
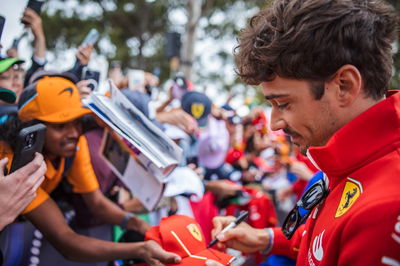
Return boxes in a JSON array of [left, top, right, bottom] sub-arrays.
[[32, 55, 47, 66], [120, 212, 135, 229], [261, 228, 274, 254]]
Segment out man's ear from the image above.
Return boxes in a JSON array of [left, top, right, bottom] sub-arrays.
[[328, 65, 362, 107]]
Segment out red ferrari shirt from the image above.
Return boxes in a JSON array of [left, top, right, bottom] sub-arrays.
[[271, 92, 400, 265]]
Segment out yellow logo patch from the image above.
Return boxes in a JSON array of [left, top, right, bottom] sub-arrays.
[[335, 178, 363, 218], [191, 104, 204, 119], [187, 223, 202, 242]]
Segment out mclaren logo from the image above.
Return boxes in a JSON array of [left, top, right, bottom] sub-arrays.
[[335, 177, 363, 218], [187, 223, 202, 242], [191, 103, 204, 119], [59, 87, 74, 96]]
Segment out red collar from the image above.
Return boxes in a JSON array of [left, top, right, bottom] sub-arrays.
[[308, 91, 399, 187]]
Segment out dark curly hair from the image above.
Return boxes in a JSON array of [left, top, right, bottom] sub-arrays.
[[235, 0, 398, 100]]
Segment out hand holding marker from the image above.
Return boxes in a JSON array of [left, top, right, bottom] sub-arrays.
[[207, 211, 249, 248]]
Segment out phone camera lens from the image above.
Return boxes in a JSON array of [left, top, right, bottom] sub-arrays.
[[25, 133, 36, 147]]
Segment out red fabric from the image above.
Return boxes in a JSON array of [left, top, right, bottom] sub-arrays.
[[253, 157, 275, 172], [189, 192, 219, 243], [225, 148, 244, 164], [145, 215, 235, 265], [291, 179, 307, 199], [225, 187, 277, 228], [271, 92, 400, 265], [271, 225, 304, 260], [295, 152, 319, 173], [252, 112, 268, 135]]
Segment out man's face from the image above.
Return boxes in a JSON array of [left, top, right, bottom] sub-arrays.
[[43, 119, 82, 159], [0, 68, 13, 91], [12, 69, 25, 99], [261, 76, 341, 154]]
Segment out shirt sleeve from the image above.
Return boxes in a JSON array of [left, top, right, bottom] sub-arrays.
[[271, 224, 305, 260], [67, 135, 99, 193], [22, 186, 49, 214]]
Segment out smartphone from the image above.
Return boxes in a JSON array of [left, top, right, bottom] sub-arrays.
[[9, 123, 46, 173], [22, 0, 45, 25], [27, 0, 44, 14], [127, 69, 145, 92], [0, 16, 5, 44], [172, 74, 188, 100], [82, 69, 100, 91], [81, 28, 100, 46]]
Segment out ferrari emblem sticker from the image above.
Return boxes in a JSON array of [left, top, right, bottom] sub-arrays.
[[335, 177, 363, 218], [187, 223, 202, 242]]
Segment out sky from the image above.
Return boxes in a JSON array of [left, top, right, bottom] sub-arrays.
[[1, 0, 29, 58]]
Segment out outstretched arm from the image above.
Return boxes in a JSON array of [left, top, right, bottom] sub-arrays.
[[22, 8, 46, 60], [211, 215, 303, 259], [82, 189, 151, 234], [25, 198, 181, 264]]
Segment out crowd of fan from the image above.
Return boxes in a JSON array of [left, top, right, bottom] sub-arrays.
[[0, 5, 331, 266]]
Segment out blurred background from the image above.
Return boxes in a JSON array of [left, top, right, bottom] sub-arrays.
[[1, 0, 399, 112]]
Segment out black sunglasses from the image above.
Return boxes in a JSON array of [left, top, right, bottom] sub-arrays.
[[282, 178, 329, 239]]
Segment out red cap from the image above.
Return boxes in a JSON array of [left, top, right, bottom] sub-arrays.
[[146, 215, 235, 265]]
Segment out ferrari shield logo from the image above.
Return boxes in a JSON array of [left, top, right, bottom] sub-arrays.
[[335, 177, 363, 218], [187, 224, 202, 242], [191, 104, 204, 119]]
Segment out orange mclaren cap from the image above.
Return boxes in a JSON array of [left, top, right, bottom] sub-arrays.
[[18, 76, 92, 122], [145, 215, 235, 266]]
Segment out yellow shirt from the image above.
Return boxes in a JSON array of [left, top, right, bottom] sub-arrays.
[[17, 135, 100, 213]]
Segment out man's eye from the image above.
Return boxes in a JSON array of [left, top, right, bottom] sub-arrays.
[[277, 103, 289, 110]]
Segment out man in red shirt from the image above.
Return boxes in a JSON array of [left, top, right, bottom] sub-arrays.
[[208, 0, 399, 265]]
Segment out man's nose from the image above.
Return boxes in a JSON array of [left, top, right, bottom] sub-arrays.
[[269, 109, 286, 131], [65, 122, 81, 138]]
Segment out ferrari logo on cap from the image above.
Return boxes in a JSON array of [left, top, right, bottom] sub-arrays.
[[335, 177, 363, 218], [187, 223, 202, 242], [191, 103, 204, 119]]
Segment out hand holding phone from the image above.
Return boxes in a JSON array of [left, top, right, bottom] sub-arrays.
[[21, 0, 44, 25], [82, 69, 100, 91], [0, 153, 46, 230], [172, 74, 188, 100], [81, 29, 100, 47], [27, 0, 44, 14], [9, 123, 46, 173]]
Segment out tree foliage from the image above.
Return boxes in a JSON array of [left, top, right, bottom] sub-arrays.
[[42, 0, 176, 81]]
